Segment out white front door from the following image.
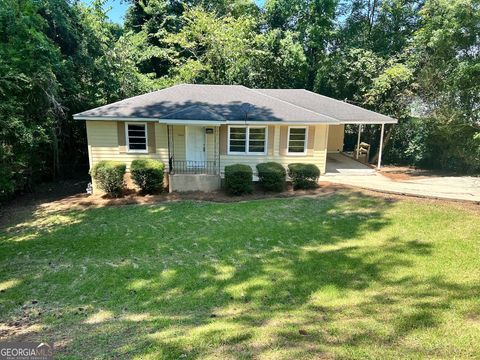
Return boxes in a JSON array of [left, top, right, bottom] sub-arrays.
[[186, 126, 205, 163]]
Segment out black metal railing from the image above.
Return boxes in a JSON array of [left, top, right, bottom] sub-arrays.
[[170, 159, 219, 175]]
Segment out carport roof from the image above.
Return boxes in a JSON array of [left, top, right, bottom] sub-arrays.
[[73, 84, 397, 124], [257, 89, 397, 124]]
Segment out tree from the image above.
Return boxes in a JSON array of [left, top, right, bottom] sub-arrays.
[[265, 0, 338, 88], [412, 0, 480, 172], [0, 0, 61, 198], [0, 0, 149, 200], [337, 0, 422, 55], [164, 8, 259, 84], [364, 60, 415, 162], [252, 29, 308, 88], [314, 48, 385, 101]]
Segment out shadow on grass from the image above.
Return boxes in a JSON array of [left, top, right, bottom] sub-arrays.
[[0, 191, 478, 359]]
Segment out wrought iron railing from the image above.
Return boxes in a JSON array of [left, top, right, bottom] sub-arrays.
[[169, 159, 219, 175]]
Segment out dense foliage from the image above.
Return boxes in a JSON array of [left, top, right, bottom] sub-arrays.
[[288, 163, 321, 189], [256, 162, 286, 192], [90, 160, 126, 196], [130, 159, 165, 193], [224, 164, 253, 195], [1, 0, 478, 201]]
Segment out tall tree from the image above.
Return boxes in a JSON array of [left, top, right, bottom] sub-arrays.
[[265, 0, 338, 88], [0, 0, 149, 200], [411, 0, 480, 172], [337, 0, 422, 54], [0, 0, 61, 197], [164, 7, 259, 84]]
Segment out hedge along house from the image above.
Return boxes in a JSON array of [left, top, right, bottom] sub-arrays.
[[73, 84, 397, 192]]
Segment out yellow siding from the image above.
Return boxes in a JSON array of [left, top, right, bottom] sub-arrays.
[[206, 128, 218, 161], [220, 125, 328, 175], [86, 121, 169, 170], [172, 125, 186, 160], [327, 124, 345, 152]]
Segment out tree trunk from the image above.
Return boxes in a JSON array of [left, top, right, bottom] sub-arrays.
[[367, 0, 378, 35], [52, 126, 60, 180]]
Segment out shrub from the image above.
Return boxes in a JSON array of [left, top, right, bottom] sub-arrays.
[[131, 159, 165, 193], [90, 161, 126, 196], [288, 163, 320, 189], [224, 164, 253, 195], [256, 162, 286, 192]]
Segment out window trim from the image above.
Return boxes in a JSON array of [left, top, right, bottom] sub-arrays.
[[227, 125, 268, 155], [125, 122, 148, 153], [287, 126, 308, 156]]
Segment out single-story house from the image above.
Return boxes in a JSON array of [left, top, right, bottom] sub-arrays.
[[74, 84, 396, 192]]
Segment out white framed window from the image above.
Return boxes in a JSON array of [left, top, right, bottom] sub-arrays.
[[126, 122, 148, 153], [228, 126, 267, 155], [287, 126, 308, 155]]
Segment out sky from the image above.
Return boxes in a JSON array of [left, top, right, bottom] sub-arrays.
[[83, 0, 266, 24]]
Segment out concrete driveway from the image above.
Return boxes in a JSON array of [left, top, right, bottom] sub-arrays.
[[325, 154, 480, 202]]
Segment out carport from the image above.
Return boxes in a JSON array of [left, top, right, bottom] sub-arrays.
[[325, 152, 375, 175]]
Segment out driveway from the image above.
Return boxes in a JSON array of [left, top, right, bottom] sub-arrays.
[[326, 154, 480, 202]]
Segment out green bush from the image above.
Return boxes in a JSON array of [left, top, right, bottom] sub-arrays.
[[130, 159, 165, 193], [256, 162, 286, 192], [224, 164, 253, 195], [288, 163, 320, 189], [90, 161, 126, 196]]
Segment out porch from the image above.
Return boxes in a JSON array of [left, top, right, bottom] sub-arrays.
[[167, 124, 220, 174], [166, 124, 221, 192]]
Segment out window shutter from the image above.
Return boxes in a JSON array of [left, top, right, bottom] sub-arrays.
[[279, 126, 288, 155], [117, 122, 126, 153], [268, 126, 275, 156], [148, 122, 156, 154], [307, 126, 316, 156], [219, 125, 227, 155]]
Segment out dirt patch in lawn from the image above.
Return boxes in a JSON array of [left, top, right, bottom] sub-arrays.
[[379, 166, 434, 181], [378, 166, 462, 181]]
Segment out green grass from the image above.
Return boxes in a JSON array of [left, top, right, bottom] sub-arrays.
[[0, 191, 479, 359]]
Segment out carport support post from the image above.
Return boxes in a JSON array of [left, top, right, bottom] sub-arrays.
[[377, 123, 385, 169], [356, 124, 362, 159]]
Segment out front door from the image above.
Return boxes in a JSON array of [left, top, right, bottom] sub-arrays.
[[185, 126, 205, 163]]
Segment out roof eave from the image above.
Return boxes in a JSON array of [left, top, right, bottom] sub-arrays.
[[339, 119, 397, 124], [74, 115, 396, 125], [73, 115, 158, 121]]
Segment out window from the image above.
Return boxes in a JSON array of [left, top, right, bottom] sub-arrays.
[[229, 127, 247, 153], [287, 127, 307, 155], [228, 126, 267, 155], [126, 123, 148, 153]]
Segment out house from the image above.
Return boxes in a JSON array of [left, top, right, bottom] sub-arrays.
[[73, 84, 396, 192]]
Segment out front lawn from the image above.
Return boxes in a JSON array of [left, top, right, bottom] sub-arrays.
[[0, 191, 479, 359]]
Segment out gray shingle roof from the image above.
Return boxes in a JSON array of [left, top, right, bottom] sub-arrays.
[[256, 89, 396, 124], [73, 84, 396, 124]]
